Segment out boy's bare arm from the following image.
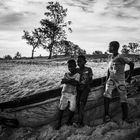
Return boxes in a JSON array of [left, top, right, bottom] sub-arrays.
[[61, 79, 79, 86], [126, 61, 134, 83], [106, 69, 110, 81], [87, 68, 93, 85], [61, 78, 68, 84]]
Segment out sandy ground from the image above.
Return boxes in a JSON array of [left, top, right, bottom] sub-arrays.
[[1, 118, 140, 140]]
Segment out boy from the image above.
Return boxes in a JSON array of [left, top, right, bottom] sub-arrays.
[[103, 41, 134, 123], [75, 55, 93, 127], [55, 59, 80, 130]]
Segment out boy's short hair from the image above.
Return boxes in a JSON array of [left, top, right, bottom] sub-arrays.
[[78, 55, 87, 62], [67, 59, 76, 67], [110, 41, 120, 50]]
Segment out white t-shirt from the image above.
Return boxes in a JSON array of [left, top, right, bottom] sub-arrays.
[[108, 54, 131, 81], [61, 72, 80, 95]]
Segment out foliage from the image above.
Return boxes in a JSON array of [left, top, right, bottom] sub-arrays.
[[104, 52, 108, 54], [38, 1, 72, 59], [22, 1, 73, 59], [14, 52, 21, 59], [92, 50, 103, 55], [4, 55, 12, 60], [121, 43, 140, 54], [53, 40, 86, 56], [121, 45, 130, 54], [22, 28, 42, 59]]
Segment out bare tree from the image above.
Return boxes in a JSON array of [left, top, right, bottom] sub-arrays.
[[22, 28, 42, 59], [38, 1, 72, 59]]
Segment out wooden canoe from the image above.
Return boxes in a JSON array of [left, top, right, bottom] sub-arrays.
[[0, 67, 140, 127]]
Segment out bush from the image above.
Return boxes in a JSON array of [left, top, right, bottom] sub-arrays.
[[4, 55, 12, 60], [14, 52, 21, 59]]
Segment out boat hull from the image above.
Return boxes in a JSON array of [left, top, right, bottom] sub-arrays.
[[0, 68, 140, 127]]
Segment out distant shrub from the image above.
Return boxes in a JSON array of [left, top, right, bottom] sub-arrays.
[[4, 55, 12, 60], [14, 52, 21, 59]]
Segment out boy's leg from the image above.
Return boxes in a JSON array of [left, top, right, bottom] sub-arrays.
[[66, 95, 76, 125], [66, 110, 75, 125], [104, 97, 110, 116], [121, 102, 133, 123], [77, 88, 90, 126], [55, 109, 64, 130], [121, 102, 128, 121], [76, 90, 81, 114], [118, 82, 133, 123], [103, 79, 115, 122], [103, 96, 111, 122], [55, 94, 68, 130], [118, 83, 129, 122], [78, 102, 85, 126]]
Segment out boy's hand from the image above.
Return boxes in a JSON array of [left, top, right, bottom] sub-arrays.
[[61, 79, 68, 84], [61, 79, 79, 86], [126, 77, 131, 84]]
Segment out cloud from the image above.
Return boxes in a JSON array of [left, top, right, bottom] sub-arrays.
[[0, 11, 37, 31], [0, 0, 140, 57], [27, 0, 44, 5], [0, 0, 42, 31], [0, 13, 24, 24], [104, 0, 140, 19], [115, 26, 139, 32], [65, 0, 96, 12], [0, 1, 10, 12]]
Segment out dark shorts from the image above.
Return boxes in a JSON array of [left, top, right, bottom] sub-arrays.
[[76, 88, 90, 107]]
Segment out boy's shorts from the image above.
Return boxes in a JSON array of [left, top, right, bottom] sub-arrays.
[[103, 78, 127, 103], [76, 87, 90, 107], [59, 93, 76, 111]]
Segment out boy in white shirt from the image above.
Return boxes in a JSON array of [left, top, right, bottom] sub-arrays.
[[103, 41, 134, 123], [55, 59, 80, 130]]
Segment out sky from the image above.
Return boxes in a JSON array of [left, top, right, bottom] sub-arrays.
[[0, 0, 140, 57]]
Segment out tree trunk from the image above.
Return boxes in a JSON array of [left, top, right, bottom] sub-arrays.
[[31, 48, 35, 59], [48, 43, 53, 59], [48, 49, 52, 59]]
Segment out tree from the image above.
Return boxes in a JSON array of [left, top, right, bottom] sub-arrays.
[[128, 43, 140, 54], [58, 40, 73, 56], [22, 28, 42, 59], [92, 50, 103, 55], [57, 40, 86, 56], [4, 55, 12, 60], [121, 45, 130, 54], [38, 1, 72, 59], [104, 51, 108, 54], [121, 43, 140, 54], [77, 48, 86, 55], [14, 52, 21, 59]]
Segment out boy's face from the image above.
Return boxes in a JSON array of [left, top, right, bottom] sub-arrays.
[[108, 44, 116, 53], [77, 58, 86, 68], [68, 63, 76, 73]]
